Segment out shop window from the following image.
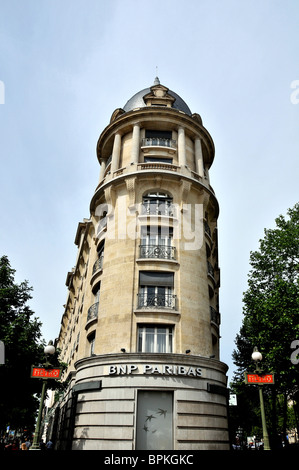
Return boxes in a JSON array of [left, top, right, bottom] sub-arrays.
[[136, 391, 173, 450]]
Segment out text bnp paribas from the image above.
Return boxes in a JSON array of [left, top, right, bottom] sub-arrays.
[[108, 364, 202, 377]]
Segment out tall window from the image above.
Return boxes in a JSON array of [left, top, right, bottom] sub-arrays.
[[93, 241, 105, 274], [138, 271, 175, 309], [87, 331, 96, 356], [138, 325, 173, 353], [144, 129, 173, 147], [93, 283, 101, 304], [136, 391, 173, 450], [142, 192, 174, 216], [140, 226, 175, 260]]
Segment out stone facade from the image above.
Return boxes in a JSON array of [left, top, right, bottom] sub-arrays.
[[50, 79, 229, 450]]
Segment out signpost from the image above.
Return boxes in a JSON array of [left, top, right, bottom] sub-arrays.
[[245, 367, 274, 450], [30, 341, 60, 450], [31, 366, 62, 379], [244, 373, 274, 384]]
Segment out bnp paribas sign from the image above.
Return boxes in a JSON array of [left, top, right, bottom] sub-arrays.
[[107, 363, 203, 378]]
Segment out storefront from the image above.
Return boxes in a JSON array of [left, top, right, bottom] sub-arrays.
[[52, 353, 229, 450]]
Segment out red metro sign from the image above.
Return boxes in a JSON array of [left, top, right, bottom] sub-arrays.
[[245, 373, 274, 384], [31, 366, 62, 379]]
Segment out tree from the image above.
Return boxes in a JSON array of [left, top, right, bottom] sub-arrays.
[[0, 255, 46, 434], [232, 203, 299, 446]]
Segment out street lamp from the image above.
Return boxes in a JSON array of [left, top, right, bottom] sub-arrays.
[[251, 347, 271, 450], [31, 341, 56, 450]]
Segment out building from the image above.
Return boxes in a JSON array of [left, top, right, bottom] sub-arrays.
[[50, 78, 230, 450]]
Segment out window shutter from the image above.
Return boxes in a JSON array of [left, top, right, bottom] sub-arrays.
[[139, 271, 174, 287]]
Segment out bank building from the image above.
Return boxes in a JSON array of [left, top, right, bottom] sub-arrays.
[[48, 78, 230, 450]]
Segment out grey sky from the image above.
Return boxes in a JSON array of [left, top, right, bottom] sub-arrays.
[[0, 0, 298, 381]]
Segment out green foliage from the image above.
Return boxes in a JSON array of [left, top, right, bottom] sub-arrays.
[[231, 204, 299, 443], [0, 256, 59, 433]]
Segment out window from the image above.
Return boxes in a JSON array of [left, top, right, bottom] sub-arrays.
[[93, 283, 101, 303], [138, 271, 176, 309], [142, 192, 174, 216], [140, 226, 174, 260], [145, 130, 172, 140], [144, 156, 173, 164], [136, 391, 173, 450], [87, 331, 96, 356], [142, 130, 176, 151], [138, 325, 173, 353], [93, 241, 105, 274]]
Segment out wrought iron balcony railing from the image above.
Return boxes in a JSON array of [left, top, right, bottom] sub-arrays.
[[137, 293, 177, 310], [141, 137, 176, 149], [92, 256, 104, 275], [207, 261, 215, 279], [204, 220, 211, 238], [87, 302, 99, 323], [210, 306, 220, 326], [139, 244, 176, 260], [141, 203, 175, 217]]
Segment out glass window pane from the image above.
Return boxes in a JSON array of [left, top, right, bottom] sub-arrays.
[[145, 329, 155, 352], [136, 391, 173, 450], [138, 326, 173, 353]]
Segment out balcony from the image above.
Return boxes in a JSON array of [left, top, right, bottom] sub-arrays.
[[210, 306, 220, 326], [137, 293, 177, 310], [137, 162, 179, 173], [139, 244, 176, 261], [207, 261, 215, 281], [86, 302, 99, 329], [204, 221, 211, 238], [96, 217, 107, 237], [141, 203, 175, 218], [141, 137, 176, 150], [92, 256, 104, 275]]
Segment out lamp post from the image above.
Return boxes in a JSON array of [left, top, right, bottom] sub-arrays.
[[31, 341, 56, 450], [251, 347, 271, 450]]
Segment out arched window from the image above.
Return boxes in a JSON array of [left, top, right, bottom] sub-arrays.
[[142, 192, 174, 216]]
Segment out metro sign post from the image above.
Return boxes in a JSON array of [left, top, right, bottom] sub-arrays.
[[245, 373, 274, 385], [30, 341, 61, 450], [245, 347, 274, 450], [31, 366, 62, 380]]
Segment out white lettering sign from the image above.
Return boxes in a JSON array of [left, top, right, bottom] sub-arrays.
[[108, 364, 202, 377]]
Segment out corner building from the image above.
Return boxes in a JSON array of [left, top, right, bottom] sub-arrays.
[[52, 79, 230, 450]]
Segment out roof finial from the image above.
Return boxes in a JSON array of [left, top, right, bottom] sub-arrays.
[[154, 66, 160, 85]]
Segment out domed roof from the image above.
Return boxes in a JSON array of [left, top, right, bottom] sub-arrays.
[[123, 78, 192, 116]]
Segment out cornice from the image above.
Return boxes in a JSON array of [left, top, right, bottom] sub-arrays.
[[96, 106, 215, 164]]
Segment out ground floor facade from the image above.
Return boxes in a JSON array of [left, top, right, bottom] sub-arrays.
[[48, 353, 230, 450]]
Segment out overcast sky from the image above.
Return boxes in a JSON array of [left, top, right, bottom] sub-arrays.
[[0, 0, 298, 381]]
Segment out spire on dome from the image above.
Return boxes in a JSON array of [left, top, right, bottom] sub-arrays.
[[153, 76, 160, 85]]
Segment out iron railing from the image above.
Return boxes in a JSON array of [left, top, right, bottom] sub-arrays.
[[207, 261, 215, 279], [210, 306, 220, 326], [139, 244, 176, 260], [141, 137, 176, 149], [87, 302, 99, 323], [92, 256, 104, 275], [137, 293, 177, 310], [141, 203, 175, 217]]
